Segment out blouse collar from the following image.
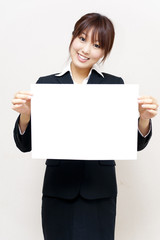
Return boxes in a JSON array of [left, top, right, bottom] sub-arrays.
[[55, 62, 104, 84]]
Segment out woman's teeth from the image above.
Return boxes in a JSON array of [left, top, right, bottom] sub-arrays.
[[78, 54, 89, 60]]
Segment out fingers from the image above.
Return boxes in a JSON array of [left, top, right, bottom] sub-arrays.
[[146, 109, 158, 119], [15, 91, 33, 96], [12, 91, 32, 114], [12, 104, 23, 110], [138, 98, 153, 104], [12, 99, 26, 105], [138, 96, 159, 111], [138, 96, 159, 120], [12, 91, 32, 106], [147, 109, 158, 114], [14, 92, 32, 101], [141, 104, 158, 110]]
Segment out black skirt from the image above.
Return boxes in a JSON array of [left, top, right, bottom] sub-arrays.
[[42, 195, 116, 240]]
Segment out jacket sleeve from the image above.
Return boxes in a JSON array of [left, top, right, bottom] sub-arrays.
[[13, 77, 42, 153], [13, 115, 32, 152], [137, 120, 152, 151]]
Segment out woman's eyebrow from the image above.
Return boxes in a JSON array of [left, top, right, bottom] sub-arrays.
[[81, 32, 99, 42]]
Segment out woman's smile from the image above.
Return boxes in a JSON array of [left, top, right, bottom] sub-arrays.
[[77, 53, 90, 62], [70, 29, 104, 73]]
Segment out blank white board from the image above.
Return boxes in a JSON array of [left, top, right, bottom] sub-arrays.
[[31, 84, 139, 160]]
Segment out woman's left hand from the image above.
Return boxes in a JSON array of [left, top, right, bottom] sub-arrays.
[[138, 96, 159, 120]]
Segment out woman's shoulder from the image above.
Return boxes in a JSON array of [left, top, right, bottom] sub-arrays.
[[101, 72, 124, 84], [36, 73, 60, 84]]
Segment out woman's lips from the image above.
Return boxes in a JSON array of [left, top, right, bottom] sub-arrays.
[[77, 53, 89, 63]]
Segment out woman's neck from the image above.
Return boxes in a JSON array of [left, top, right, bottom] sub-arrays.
[[70, 62, 91, 84]]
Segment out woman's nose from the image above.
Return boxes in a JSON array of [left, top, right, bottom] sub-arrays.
[[82, 43, 90, 55]]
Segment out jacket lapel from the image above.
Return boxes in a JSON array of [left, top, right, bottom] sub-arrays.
[[56, 69, 104, 84], [56, 71, 74, 84], [87, 70, 104, 84]]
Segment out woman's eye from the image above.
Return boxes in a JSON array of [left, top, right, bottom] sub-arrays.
[[94, 43, 100, 48], [79, 37, 85, 42]]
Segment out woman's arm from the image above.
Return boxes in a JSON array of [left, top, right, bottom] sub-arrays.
[[138, 96, 158, 135], [137, 96, 158, 151], [12, 91, 32, 132], [138, 118, 150, 136], [14, 115, 32, 152], [12, 91, 32, 152]]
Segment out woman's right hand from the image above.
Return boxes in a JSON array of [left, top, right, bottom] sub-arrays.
[[12, 91, 32, 133], [12, 91, 32, 115]]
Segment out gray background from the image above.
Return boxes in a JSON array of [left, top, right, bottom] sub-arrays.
[[1, 0, 160, 239]]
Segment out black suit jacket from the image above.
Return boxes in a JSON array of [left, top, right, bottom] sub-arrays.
[[14, 70, 152, 199]]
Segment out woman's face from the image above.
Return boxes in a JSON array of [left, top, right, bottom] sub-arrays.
[[70, 28, 104, 72]]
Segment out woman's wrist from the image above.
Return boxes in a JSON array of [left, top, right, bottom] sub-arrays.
[[138, 117, 150, 136], [19, 113, 31, 133]]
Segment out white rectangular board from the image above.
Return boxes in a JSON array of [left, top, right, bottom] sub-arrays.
[[31, 84, 139, 160]]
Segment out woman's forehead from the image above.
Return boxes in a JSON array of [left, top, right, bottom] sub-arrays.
[[80, 27, 100, 41]]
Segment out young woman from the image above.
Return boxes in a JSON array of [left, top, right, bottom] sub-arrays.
[[12, 13, 158, 240]]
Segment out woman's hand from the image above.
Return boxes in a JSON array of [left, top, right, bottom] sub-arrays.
[[12, 91, 32, 133], [12, 91, 32, 115], [138, 96, 159, 120], [138, 96, 158, 136]]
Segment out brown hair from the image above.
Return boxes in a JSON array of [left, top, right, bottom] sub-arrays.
[[69, 13, 115, 62]]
